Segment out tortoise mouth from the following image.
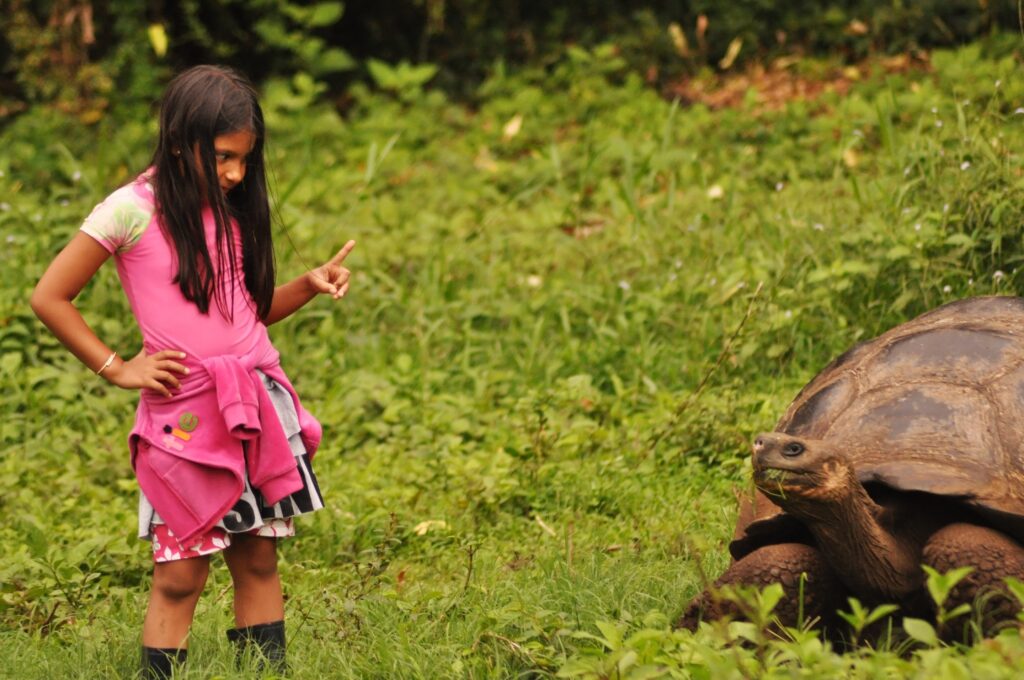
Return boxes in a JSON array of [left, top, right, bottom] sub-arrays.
[[753, 464, 818, 496]]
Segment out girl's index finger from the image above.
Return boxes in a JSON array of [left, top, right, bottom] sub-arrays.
[[155, 349, 188, 360], [328, 240, 356, 266]]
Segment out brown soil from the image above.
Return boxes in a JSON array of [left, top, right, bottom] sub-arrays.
[[663, 52, 931, 113]]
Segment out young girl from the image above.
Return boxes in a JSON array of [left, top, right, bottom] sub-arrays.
[[30, 65, 353, 678]]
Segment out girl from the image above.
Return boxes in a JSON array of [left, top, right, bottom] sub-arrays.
[[30, 65, 353, 678]]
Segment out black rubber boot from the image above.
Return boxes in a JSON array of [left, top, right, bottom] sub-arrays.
[[227, 619, 286, 673], [141, 646, 186, 679]]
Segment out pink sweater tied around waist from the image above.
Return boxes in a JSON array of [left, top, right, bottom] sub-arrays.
[[130, 351, 321, 548]]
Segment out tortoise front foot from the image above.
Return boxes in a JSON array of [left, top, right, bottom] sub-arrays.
[[922, 522, 1024, 639], [678, 543, 846, 631]]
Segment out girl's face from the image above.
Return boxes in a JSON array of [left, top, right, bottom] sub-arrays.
[[194, 129, 256, 195]]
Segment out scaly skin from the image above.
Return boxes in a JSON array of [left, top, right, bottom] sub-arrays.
[[678, 542, 847, 630], [922, 523, 1024, 639]]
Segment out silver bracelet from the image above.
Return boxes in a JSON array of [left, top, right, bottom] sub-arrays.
[[96, 351, 117, 376]]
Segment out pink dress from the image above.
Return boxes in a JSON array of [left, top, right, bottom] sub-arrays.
[[81, 172, 325, 561]]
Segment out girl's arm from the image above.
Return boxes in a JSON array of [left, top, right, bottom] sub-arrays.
[[30, 233, 188, 397], [264, 240, 355, 325]]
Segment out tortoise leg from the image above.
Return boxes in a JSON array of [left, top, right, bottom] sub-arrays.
[[677, 543, 846, 630], [922, 522, 1024, 639]]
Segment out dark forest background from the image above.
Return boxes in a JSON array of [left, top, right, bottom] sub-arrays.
[[2, 0, 1019, 121]]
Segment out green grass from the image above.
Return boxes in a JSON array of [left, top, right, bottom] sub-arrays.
[[4, 39, 1024, 677]]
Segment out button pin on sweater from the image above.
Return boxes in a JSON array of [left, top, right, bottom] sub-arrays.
[[178, 412, 199, 432]]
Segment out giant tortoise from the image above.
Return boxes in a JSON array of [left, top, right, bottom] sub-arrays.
[[681, 296, 1024, 634]]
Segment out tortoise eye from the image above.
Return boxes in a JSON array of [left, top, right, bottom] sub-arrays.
[[783, 442, 805, 457]]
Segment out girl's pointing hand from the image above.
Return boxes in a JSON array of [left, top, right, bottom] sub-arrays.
[[306, 240, 356, 300], [103, 349, 190, 397]]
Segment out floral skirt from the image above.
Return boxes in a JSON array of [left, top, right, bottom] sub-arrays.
[[139, 370, 324, 563]]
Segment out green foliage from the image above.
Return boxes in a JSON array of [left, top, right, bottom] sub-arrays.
[[923, 564, 975, 634], [5, 40, 1024, 677], [837, 598, 899, 646], [247, 0, 354, 77], [365, 59, 439, 102], [340, 1, 1020, 94], [0, 0, 162, 122], [0, 0, 353, 118], [2, 0, 1019, 121]]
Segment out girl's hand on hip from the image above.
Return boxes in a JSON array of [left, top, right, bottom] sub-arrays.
[[306, 240, 356, 300], [103, 349, 189, 397]]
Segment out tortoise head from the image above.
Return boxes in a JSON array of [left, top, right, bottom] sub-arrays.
[[751, 432, 857, 506]]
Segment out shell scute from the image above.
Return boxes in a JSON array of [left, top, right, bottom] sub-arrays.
[[868, 328, 1013, 387], [783, 377, 855, 438], [768, 296, 1024, 528]]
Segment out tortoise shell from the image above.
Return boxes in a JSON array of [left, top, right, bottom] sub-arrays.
[[733, 296, 1024, 557]]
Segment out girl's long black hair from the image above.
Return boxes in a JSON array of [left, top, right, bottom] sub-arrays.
[[151, 64, 274, 319]]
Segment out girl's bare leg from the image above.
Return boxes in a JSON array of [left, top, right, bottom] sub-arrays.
[[223, 534, 284, 626], [142, 556, 211, 648]]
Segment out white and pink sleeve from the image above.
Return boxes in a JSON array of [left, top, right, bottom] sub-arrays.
[[80, 183, 154, 254]]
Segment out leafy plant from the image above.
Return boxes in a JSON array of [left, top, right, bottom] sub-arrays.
[[837, 598, 899, 647], [923, 565, 975, 633], [366, 59, 439, 102]]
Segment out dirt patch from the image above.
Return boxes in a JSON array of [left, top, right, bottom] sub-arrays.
[[663, 52, 931, 113]]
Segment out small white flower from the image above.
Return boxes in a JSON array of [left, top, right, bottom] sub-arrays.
[[902, 208, 911, 214], [668, 272, 677, 282], [996, 80, 1002, 88], [852, 129, 864, 137], [59, 199, 69, 206], [736, 281, 746, 289], [904, 167, 911, 177], [5, 235, 14, 244], [962, 99, 971, 106], [943, 285, 952, 293], [1014, 108, 1024, 115], [526, 275, 543, 288], [414, 520, 448, 535], [502, 114, 523, 140], [914, 223, 922, 231], [943, 204, 950, 213], [0, 169, 5, 177], [674, 259, 682, 269], [707, 184, 724, 199], [31, 213, 41, 222], [71, 170, 82, 182], [709, 277, 717, 286], [960, 161, 971, 171], [931, 107, 938, 114], [813, 223, 824, 231], [0, 203, 9, 212], [935, 120, 943, 128], [775, 182, 785, 192], [969, 278, 974, 286], [784, 310, 793, 318], [995, 270, 1005, 281], [617, 280, 631, 291]]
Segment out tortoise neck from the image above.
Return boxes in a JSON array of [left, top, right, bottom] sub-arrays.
[[785, 478, 923, 601]]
